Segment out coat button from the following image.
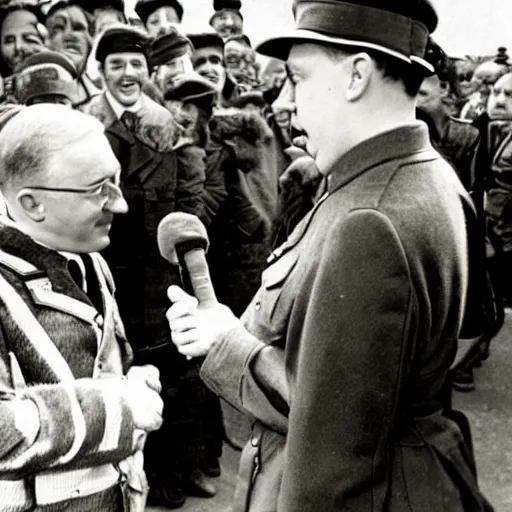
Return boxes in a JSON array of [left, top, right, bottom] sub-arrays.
[[255, 301, 261, 311], [70, 489, 80, 498], [95, 315, 104, 328], [251, 437, 259, 447]]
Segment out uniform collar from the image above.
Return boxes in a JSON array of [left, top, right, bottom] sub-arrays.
[[327, 122, 432, 194], [105, 90, 142, 121]]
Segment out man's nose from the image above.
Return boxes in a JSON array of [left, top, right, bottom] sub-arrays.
[[13, 36, 22, 53], [159, 21, 176, 33], [124, 62, 136, 76], [494, 92, 507, 106], [63, 27, 78, 40], [199, 61, 214, 74], [106, 194, 129, 214]]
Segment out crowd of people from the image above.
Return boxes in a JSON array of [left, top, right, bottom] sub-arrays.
[[0, 0, 506, 510]]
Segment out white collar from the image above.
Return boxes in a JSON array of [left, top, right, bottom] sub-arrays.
[[60, 252, 87, 292], [105, 90, 143, 120]]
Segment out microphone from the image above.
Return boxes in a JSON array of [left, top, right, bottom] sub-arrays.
[[157, 212, 218, 308]]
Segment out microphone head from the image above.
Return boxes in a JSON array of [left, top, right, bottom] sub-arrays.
[[157, 212, 209, 265]]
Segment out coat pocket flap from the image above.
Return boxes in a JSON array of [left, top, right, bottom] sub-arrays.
[[262, 251, 298, 290]]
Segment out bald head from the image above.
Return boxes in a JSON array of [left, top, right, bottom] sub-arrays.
[[0, 104, 105, 193], [473, 60, 509, 89]]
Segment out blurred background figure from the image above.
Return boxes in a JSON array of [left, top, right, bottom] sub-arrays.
[[89, 0, 127, 35], [454, 56, 482, 104], [459, 47, 511, 120], [188, 32, 226, 100], [484, 72, 512, 309], [84, 0, 128, 89], [209, 0, 243, 41], [149, 26, 193, 94], [224, 33, 260, 93], [260, 57, 287, 104], [0, 1, 47, 99], [15, 48, 77, 105], [135, 0, 183, 37], [44, 0, 101, 107], [0, 1, 46, 76], [417, 38, 480, 191]]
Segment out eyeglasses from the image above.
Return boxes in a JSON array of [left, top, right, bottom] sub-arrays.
[[26, 179, 123, 204]]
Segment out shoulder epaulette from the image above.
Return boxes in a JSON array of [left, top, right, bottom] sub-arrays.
[[0, 249, 44, 278]]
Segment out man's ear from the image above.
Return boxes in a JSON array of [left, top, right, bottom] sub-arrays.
[[345, 53, 373, 102], [16, 191, 45, 222]]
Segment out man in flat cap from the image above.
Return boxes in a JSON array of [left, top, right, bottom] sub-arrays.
[[149, 27, 194, 94], [167, 0, 495, 510], [81, 23, 208, 509], [135, 0, 183, 38], [150, 28, 217, 142], [188, 32, 227, 98]]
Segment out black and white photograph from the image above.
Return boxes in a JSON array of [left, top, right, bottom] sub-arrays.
[[0, 0, 509, 511]]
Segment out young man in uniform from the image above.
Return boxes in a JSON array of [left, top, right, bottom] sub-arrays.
[[167, 0, 494, 510]]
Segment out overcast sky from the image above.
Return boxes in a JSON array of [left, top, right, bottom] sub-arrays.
[[126, 0, 512, 58]]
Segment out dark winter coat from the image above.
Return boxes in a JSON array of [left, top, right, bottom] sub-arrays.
[[205, 108, 279, 317], [417, 109, 480, 191], [81, 93, 204, 370], [200, 124, 494, 512]]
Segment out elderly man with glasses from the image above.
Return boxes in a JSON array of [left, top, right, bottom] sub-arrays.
[[0, 104, 164, 512]]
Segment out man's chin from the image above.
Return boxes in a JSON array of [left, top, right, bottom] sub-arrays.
[[87, 236, 111, 253], [115, 90, 141, 107]]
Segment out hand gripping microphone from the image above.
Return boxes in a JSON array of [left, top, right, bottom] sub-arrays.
[[157, 212, 218, 308]]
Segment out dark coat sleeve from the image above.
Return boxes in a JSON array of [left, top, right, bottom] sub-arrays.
[[200, 144, 229, 228], [174, 143, 206, 217], [201, 325, 289, 435], [279, 209, 413, 511]]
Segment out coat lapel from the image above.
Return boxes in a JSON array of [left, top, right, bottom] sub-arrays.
[[0, 223, 101, 326], [99, 94, 136, 146], [24, 276, 99, 326], [100, 95, 157, 182], [267, 192, 328, 265]]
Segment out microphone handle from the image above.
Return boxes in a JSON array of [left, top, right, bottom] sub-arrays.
[[178, 248, 218, 308]]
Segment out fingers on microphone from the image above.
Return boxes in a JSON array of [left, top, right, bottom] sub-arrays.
[[144, 364, 160, 381], [166, 299, 198, 323], [171, 328, 199, 346], [167, 285, 198, 307], [169, 315, 197, 333], [177, 343, 205, 359]]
